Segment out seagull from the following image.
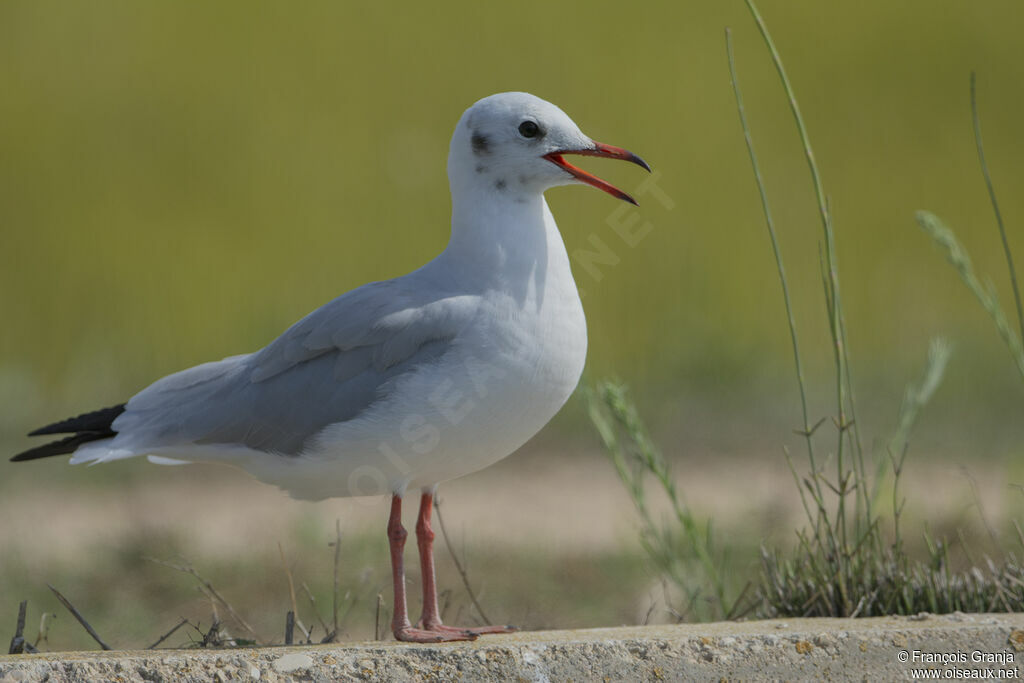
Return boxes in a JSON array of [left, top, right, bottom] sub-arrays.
[[12, 92, 649, 643]]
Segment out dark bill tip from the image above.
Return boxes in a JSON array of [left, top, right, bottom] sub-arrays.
[[544, 140, 649, 206]]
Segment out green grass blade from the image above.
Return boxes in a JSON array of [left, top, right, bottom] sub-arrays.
[[725, 27, 816, 483], [971, 72, 1024, 348], [916, 211, 1024, 378]]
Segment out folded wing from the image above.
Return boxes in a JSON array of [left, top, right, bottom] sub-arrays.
[[104, 279, 476, 456]]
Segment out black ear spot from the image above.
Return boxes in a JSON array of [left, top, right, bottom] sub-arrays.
[[494, 179, 507, 191], [471, 132, 490, 155]]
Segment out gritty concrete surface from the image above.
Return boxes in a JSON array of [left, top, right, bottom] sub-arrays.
[[2, 613, 1023, 682]]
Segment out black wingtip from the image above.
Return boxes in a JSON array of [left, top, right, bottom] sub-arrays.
[[27, 404, 126, 436], [16, 403, 126, 463], [11, 432, 113, 462]]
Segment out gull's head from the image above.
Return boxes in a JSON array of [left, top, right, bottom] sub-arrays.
[[449, 92, 650, 205]]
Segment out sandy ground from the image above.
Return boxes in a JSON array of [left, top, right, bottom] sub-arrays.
[[1, 440, 1018, 564], [1, 438, 1020, 651]]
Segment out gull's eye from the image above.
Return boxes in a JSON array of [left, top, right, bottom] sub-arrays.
[[518, 120, 540, 138]]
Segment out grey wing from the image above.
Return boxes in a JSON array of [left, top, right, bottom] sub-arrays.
[[114, 279, 475, 455]]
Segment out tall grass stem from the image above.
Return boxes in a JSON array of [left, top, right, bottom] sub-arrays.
[[971, 71, 1024, 349], [725, 27, 815, 486], [742, 0, 868, 609]]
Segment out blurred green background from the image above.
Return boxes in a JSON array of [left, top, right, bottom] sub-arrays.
[[2, 1, 1024, 433], [2, 0, 1023, 650]]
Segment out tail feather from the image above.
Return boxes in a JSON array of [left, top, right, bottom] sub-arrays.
[[13, 403, 126, 462]]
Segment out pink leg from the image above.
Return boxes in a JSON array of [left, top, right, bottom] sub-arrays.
[[415, 491, 516, 636], [388, 494, 474, 643]]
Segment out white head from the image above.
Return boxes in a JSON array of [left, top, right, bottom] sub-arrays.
[[448, 92, 649, 206]]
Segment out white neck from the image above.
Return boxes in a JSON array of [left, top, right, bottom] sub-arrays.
[[433, 176, 576, 309], [431, 111, 580, 308], [449, 184, 544, 266]]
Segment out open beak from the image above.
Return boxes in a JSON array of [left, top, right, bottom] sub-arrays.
[[543, 142, 651, 205]]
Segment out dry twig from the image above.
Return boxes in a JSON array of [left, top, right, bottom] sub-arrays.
[[8, 600, 37, 654], [34, 611, 54, 651], [278, 543, 310, 642], [331, 519, 342, 640], [47, 585, 111, 650], [374, 593, 384, 641], [147, 557, 260, 644], [284, 611, 295, 645], [434, 496, 493, 625], [148, 618, 188, 650], [301, 581, 330, 637]]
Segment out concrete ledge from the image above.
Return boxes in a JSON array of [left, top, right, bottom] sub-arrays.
[[2, 613, 1023, 681]]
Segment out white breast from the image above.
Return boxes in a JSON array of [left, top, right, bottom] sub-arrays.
[[244, 199, 587, 501]]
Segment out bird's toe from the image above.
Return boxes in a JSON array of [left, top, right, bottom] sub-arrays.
[[394, 626, 477, 643]]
